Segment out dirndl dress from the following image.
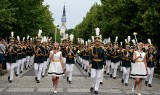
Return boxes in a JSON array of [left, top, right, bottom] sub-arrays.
[[48, 51, 64, 77], [130, 51, 147, 78]]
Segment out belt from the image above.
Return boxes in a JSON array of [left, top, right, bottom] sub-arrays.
[[52, 60, 60, 62], [92, 59, 103, 62], [112, 56, 118, 58], [136, 60, 144, 62]]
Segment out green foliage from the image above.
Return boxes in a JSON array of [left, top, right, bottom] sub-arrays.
[[74, 0, 160, 47], [0, 0, 55, 40]]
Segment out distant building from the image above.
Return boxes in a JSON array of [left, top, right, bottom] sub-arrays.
[[60, 5, 67, 41]]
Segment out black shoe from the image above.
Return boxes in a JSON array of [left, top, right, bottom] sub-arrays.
[[104, 71, 106, 74], [35, 77, 38, 81], [145, 81, 148, 86], [113, 77, 116, 79], [110, 74, 112, 78], [20, 71, 22, 73], [100, 82, 103, 85], [121, 79, 124, 83], [94, 91, 98, 94], [90, 87, 94, 93], [69, 81, 72, 84], [67, 77, 69, 82], [42, 75, 44, 78], [37, 80, 40, 83], [88, 73, 91, 77], [125, 83, 128, 86], [9, 80, 12, 83], [148, 84, 152, 87], [107, 73, 109, 75], [15, 73, 18, 76], [8, 76, 10, 81], [85, 69, 87, 72], [28, 66, 30, 68]]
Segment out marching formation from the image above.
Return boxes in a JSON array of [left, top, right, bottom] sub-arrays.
[[0, 28, 158, 95]]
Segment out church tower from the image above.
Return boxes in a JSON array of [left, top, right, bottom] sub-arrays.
[[60, 5, 67, 41]]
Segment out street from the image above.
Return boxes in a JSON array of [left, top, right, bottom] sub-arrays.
[[0, 63, 160, 95]]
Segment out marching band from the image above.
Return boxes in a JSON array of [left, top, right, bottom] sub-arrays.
[[0, 28, 158, 95]]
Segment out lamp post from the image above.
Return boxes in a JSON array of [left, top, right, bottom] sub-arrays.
[[54, 24, 59, 43]]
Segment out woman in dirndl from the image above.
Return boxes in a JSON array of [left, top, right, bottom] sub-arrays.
[[48, 42, 64, 93], [131, 42, 148, 95]]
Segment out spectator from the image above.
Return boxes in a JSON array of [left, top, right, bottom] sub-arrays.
[[0, 38, 6, 76]]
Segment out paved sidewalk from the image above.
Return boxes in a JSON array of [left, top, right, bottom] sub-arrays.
[[0, 64, 160, 95]]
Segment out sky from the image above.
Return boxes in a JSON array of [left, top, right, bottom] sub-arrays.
[[43, 0, 101, 29]]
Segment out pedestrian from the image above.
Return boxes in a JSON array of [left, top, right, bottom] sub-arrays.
[[131, 42, 148, 95], [48, 42, 64, 93], [0, 38, 6, 76]]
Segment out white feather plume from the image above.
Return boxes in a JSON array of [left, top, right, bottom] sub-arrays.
[[91, 36, 94, 42], [17, 36, 20, 41], [85, 41, 88, 46], [127, 36, 131, 42], [65, 34, 68, 39], [30, 38, 32, 41], [115, 36, 118, 42], [100, 35, 102, 40], [95, 27, 100, 36], [120, 42, 123, 46], [148, 39, 151, 44], [125, 39, 128, 43], [132, 39, 136, 45], [27, 35, 30, 40], [77, 38, 80, 42], [108, 37, 111, 43], [88, 39, 91, 43], [70, 34, 74, 41], [23, 37, 25, 41], [11, 32, 14, 37], [38, 29, 42, 37]]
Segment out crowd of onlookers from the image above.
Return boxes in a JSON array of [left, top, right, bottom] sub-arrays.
[[0, 38, 7, 76]]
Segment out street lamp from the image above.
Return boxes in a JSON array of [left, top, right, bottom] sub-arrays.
[[54, 24, 59, 42]]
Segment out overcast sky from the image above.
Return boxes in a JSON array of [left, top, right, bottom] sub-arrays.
[[43, 0, 101, 29]]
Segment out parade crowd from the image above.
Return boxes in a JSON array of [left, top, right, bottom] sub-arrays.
[[0, 29, 158, 95]]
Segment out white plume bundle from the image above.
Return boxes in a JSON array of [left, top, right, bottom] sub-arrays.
[[65, 34, 68, 39], [88, 39, 91, 43], [85, 41, 88, 46], [11, 32, 14, 37], [38, 29, 42, 37], [95, 27, 100, 36], [148, 39, 151, 44], [27, 35, 30, 40], [120, 42, 123, 46], [125, 39, 128, 43], [91, 36, 94, 42], [127, 36, 131, 42], [70, 34, 74, 41], [108, 37, 111, 43], [115, 36, 118, 42], [100, 35, 102, 40], [132, 39, 136, 45], [30, 38, 32, 41], [23, 37, 25, 41], [17, 36, 20, 41], [78, 38, 80, 42], [49, 37, 52, 41]]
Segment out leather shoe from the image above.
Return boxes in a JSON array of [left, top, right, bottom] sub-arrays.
[[125, 83, 128, 86], [94, 91, 98, 94], [90, 87, 94, 93], [100, 82, 103, 85], [148, 84, 152, 87], [121, 79, 124, 83], [69, 81, 71, 84]]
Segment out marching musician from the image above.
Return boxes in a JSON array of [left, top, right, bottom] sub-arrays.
[[89, 27, 106, 94], [110, 40, 121, 79], [5, 32, 17, 83], [33, 33, 44, 83], [65, 35, 76, 84], [145, 42, 156, 87], [121, 43, 131, 86]]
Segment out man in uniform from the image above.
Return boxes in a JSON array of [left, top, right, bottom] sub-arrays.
[[145, 43, 156, 87], [65, 39, 76, 84], [34, 35, 44, 83], [5, 32, 17, 83], [121, 43, 131, 86], [89, 27, 106, 94]]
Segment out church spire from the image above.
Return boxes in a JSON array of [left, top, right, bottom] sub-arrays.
[[62, 5, 66, 16]]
